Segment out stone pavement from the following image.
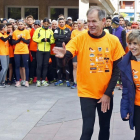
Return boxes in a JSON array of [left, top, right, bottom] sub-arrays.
[[0, 83, 134, 140]]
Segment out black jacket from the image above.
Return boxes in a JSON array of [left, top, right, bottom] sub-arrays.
[[53, 27, 71, 47]]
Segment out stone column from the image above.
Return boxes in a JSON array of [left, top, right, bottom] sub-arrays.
[[79, 0, 89, 20], [0, 0, 4, 18]]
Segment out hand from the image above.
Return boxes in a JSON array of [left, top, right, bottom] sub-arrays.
[[53, 42, 66, 58], [46, 38, 50, 42], [18, 35, 22, 39], [97, 94, 110, 113], [41, 38, 46, 42], [125, 113, 130, 120], [9, 32, 13, 36]]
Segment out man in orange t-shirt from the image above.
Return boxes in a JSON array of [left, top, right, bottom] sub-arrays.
[[53, 6, 125, 140]]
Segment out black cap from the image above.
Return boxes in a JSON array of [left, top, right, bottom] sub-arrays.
[[112, 17, 119, 25], [43, 18, 50, 24], [2, 18, 8, 23]]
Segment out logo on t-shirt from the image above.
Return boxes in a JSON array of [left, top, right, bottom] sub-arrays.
[[98, 47, 102, 52]]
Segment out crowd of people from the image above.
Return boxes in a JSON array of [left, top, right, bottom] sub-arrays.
[[0, 11, 139, 89], [1, 5, 140, 140], [0, 15, 89, 88]]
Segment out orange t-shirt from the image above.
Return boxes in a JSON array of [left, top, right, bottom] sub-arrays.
[[66, 32, 125, 99], [0, 33, 9, 55], [131, 60, 140, 106], [12, 29, 30, 54], [50, 43, 55, 55], [71, 29, 87, 39], [29, 28, 37, 51], [66, 24, 72, 31]]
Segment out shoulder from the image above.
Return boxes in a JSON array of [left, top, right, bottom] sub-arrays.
[[48, 29, 53, 33], [105, 33, 120, 42], [54, 28, 59, 33], [35, 27, 42, 32]]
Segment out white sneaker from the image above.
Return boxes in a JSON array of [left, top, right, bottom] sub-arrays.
[[21, 80, 25, 86]]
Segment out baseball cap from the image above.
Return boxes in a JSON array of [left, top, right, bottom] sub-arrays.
[[67, 17, 72, 20], [112, 17, 119, 25], [34, 20, 41, 26]]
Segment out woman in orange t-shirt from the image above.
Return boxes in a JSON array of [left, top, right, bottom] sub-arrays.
[[12, 20, 30, 87], [118, 30, 140, 139], [0, 23, 11, 87]]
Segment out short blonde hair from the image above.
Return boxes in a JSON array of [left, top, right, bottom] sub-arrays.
[[127, 30, 140, 45]]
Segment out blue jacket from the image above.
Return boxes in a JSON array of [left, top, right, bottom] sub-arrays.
[[112, 26, 124, 46], [117, 51, 136, 130]]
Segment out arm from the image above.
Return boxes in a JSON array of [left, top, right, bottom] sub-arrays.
[[32, 29, 42, 43], [21, 38, 30, 44], [0, 35, 11, 42], [120, 71, 129, 121], [104, 57, 122, 97], [12, 38, 21, 45], [121, 30, 127, 50]]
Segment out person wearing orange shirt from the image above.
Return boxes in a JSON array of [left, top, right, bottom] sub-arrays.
[[118, 30, 140, 140], [72, 22, 78, 31], [28, 20, 41, 85], [12, 20, 30, 87], [84, 21, 88, 30], [26, 15, 34, 30], [71, 19, 87, 89], [0, 23, 11, 88], [6, 22, 15, 86], [53, 6, 125, 140]]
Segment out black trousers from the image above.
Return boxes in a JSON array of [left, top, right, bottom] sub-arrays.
[[80, 97, 113, 140], [50, 55, 57, 80], [134, 105, 140, 140], [36, 51, 50, 81], [29, 51, 37, 79], [56, 57, 70, 81]]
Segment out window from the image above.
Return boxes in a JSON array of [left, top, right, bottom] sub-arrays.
[[6, 6, 39, 19], [50, 8, 64, 20], [125, 1, 134, 9], [68, 8, 78, 21], [25, 8, 38, 19], [48, 6, 79, 21], [8, 7, 21, 19]]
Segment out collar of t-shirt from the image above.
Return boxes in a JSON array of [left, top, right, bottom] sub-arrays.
[[88, 30, 106, 39], [18, 28, 24, 31]]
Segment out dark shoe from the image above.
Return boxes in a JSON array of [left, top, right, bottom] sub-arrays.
[[71, 82, 77, 89], [7, 81, 12, 86]]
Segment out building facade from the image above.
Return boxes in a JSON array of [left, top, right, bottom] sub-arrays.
[[0, 0, 118, 20], [119, 0, 140, 21]]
